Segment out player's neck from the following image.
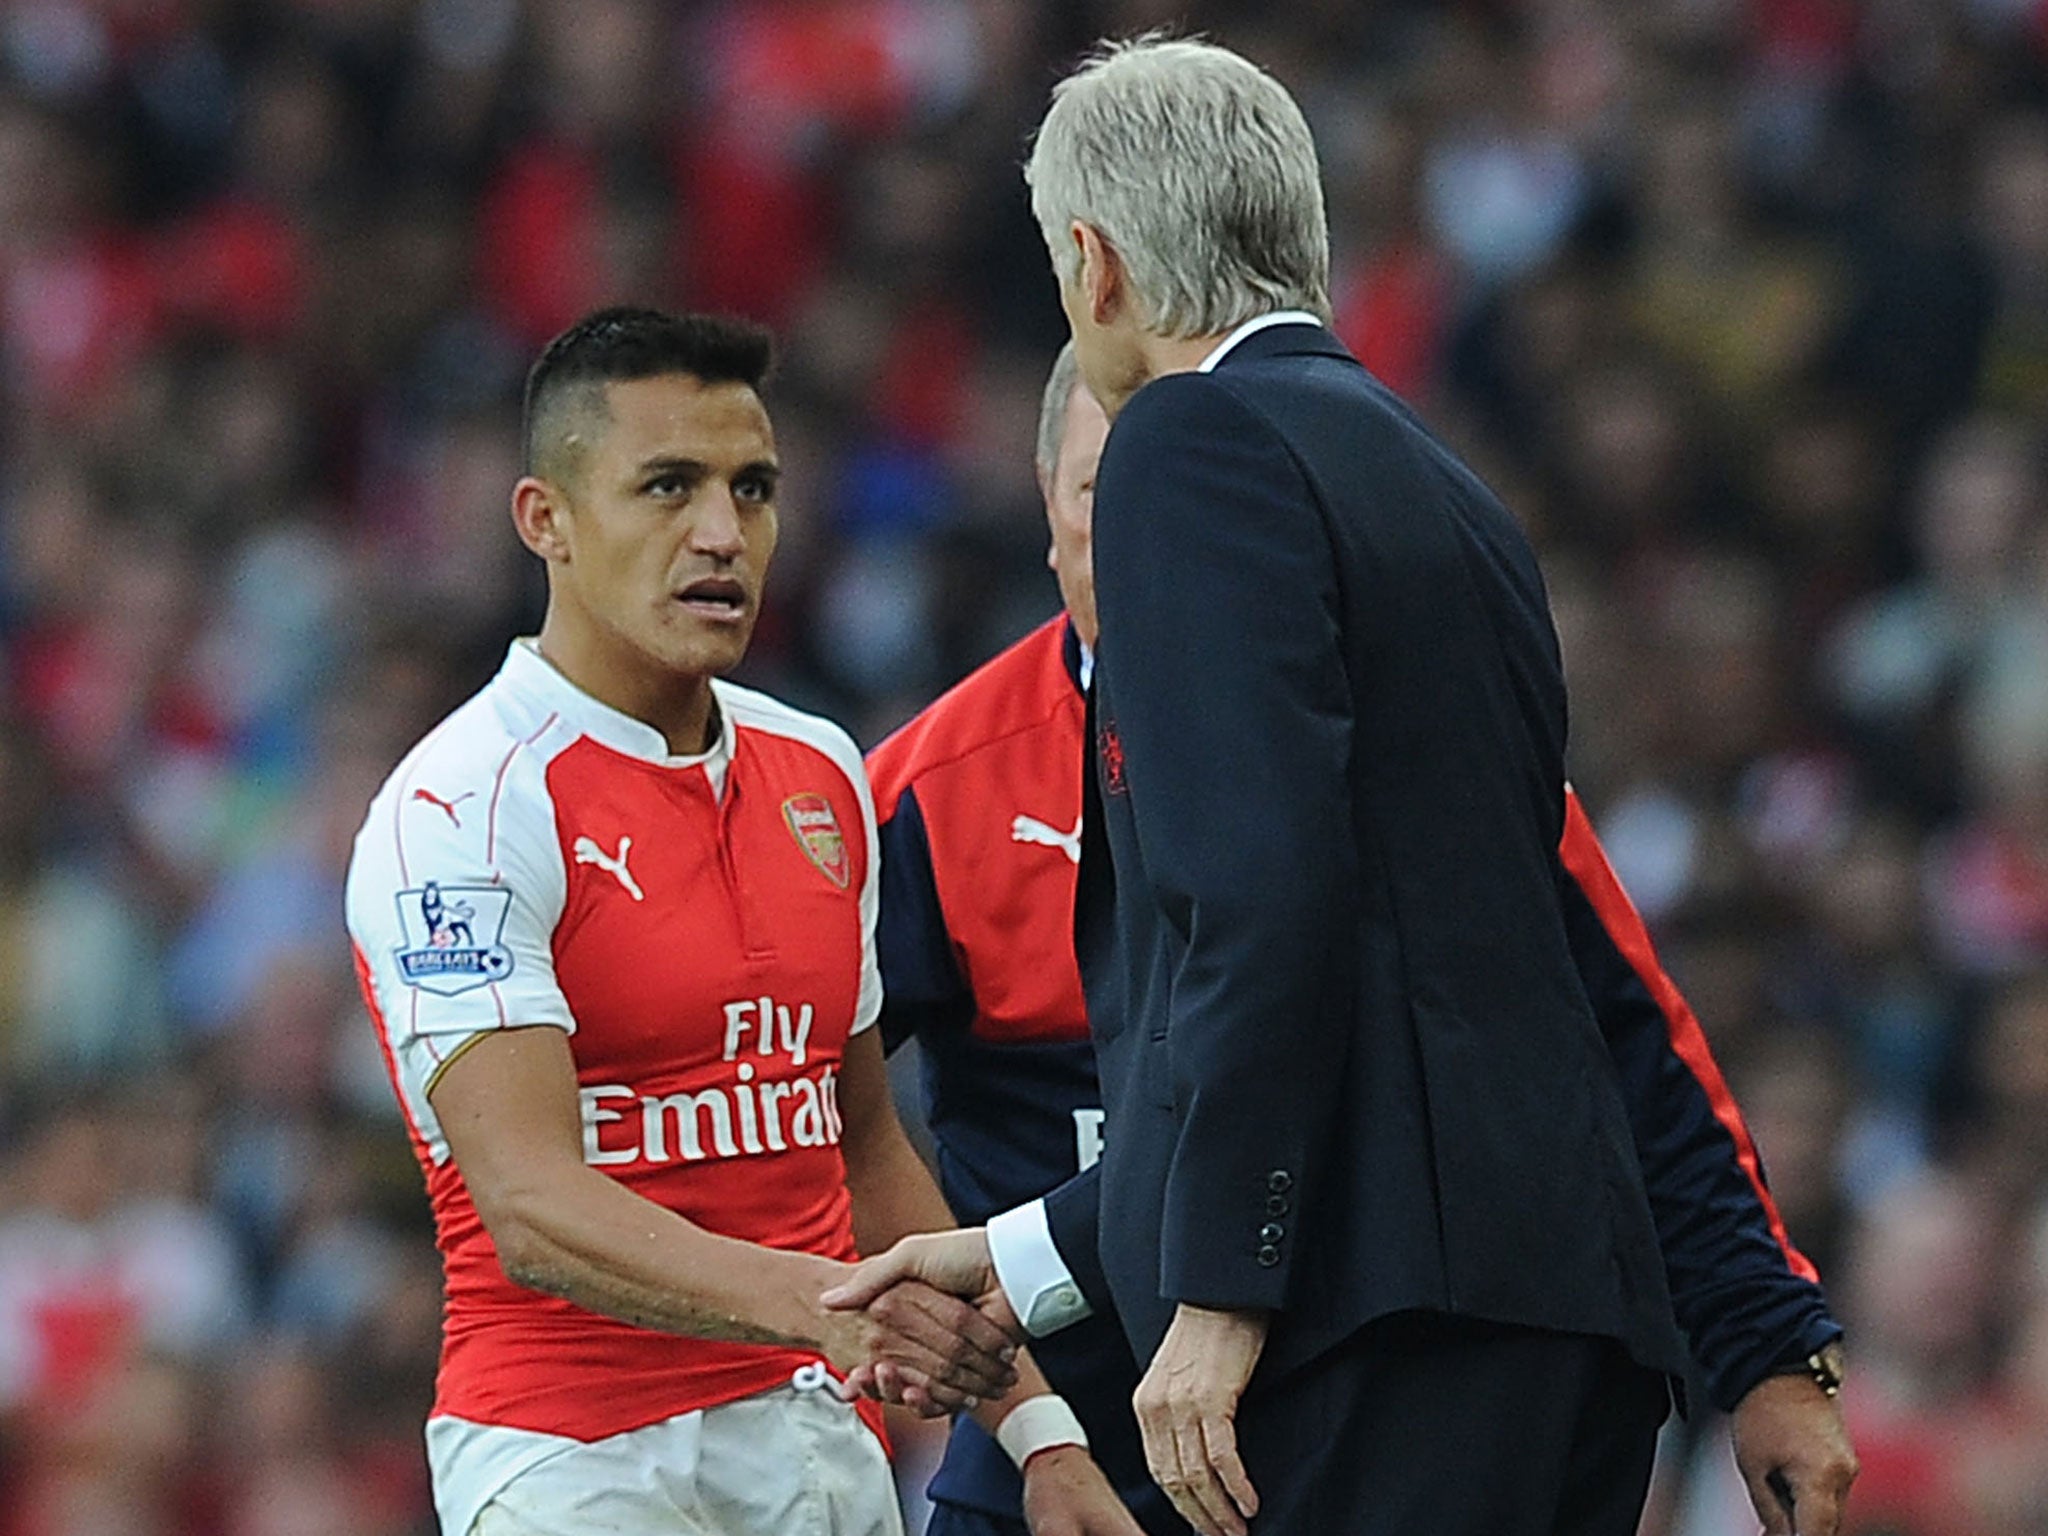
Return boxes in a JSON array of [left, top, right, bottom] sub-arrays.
[[534, 612, 718, 756]]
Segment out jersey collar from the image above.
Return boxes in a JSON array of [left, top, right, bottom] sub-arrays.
[[499, 639, 739, 768]]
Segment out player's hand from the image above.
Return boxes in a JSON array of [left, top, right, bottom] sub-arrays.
[[815, 1272, 1018, 1417], [822, 1227, 1021, 1335], [1730, 1372, 1858, 1536], [1021, 1445, 1147, 1536], [1132, 1303, 1267, 1536]]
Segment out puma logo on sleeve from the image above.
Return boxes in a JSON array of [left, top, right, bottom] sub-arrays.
[[1011, 813, 1082, 865]]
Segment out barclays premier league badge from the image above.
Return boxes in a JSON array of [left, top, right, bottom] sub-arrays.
[[393, 881, 515, 996]]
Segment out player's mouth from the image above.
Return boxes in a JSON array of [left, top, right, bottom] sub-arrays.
[[672, 576, 750, 623]]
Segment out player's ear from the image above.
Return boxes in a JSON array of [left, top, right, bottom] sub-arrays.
[[1039, 470, 1061, 572], [512, 476, 571, 563]]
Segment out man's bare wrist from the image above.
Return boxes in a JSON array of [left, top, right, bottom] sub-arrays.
[[770, 1251, 855, 1350], [1021, 1442, 1089, 1473]]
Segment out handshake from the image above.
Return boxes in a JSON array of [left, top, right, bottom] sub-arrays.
[[815, 1228, 1019, 1415], [817, 1230, 1171, 1536], [815, 1227, 1271, 1536]]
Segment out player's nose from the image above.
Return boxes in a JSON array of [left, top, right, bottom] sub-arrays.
[[688, 490, 746, 557]]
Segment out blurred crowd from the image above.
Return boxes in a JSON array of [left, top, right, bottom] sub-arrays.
[[0, 1, 2045, 1532]]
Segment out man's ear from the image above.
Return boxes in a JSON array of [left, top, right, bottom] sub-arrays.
[[511, 476, 571, 563], [1037, 466, 1060, 570], [1073, 223, 1125, 325]]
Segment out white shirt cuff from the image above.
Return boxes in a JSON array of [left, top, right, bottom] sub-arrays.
[[986, 1200, 1093, 1337]]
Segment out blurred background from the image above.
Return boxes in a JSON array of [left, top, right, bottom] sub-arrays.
[[0, 0, 2044, 1532]]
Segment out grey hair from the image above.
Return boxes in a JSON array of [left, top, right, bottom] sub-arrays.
[[1025, 35, 1333, 338], [1035, 340, 1083, 483]]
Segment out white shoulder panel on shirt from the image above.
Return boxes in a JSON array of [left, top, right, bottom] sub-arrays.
[[345, 680, 579, 1161]]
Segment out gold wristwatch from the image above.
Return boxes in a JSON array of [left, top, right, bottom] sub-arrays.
[[1801, 1339, 1846, 1397]]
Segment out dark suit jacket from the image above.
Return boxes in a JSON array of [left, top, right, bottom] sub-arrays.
[[1047, 321, 1691, 1388]]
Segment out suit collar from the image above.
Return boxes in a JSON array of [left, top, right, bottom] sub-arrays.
[[1196, 310, 1324, 371], [1206, 316, 1354, 370]]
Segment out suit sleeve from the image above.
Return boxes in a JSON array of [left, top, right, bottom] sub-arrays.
[[1092, 374, 1357, 1313], [1041, 1161, 1113, 1317], [983, 1164, 1116, 1335], [869, 782, 974, 1054], [1559, 789, 1842, 1410]]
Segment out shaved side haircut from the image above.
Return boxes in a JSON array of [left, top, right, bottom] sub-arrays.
[[522, 307, 776, 483]]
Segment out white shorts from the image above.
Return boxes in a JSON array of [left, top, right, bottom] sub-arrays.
[[430, 1371, 904, 1536]]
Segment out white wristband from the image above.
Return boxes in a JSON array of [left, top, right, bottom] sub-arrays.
[[994, 1393, 1089, 1470]]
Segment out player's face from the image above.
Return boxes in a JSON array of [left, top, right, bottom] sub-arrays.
[[1043, 381, 1109, 648], [554, 373, 780, 685]]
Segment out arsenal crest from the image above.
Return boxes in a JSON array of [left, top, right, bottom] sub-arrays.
[[782, 793, 852, 889]]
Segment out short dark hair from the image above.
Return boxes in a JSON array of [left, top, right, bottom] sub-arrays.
[[521, 306, 776, 476]]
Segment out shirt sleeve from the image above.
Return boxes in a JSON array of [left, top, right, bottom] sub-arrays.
[[868, 782, 974, 1053], [1559, 787, 1842, 1409], [345, 738, 573, 1133], [849, 745, 885, 1037], [988, 1198, 1096, 1337]]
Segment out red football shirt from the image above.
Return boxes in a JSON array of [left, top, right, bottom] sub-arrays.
[[346, 641, 880, 1443]]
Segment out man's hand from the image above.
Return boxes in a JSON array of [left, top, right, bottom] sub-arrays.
[[1730, 1372, 1859, 1536], [821, 1227, 1021, 1335], [813, 1272, 1018, 1417], [1020, 1445, 1147, 1536], [1132, 1303, 1268, 1536], [817, 1234, 1025, 1415]]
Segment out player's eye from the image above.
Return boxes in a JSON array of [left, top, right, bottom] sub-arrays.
[[642, 466, 705, 499], [734, 471, 777, 504]]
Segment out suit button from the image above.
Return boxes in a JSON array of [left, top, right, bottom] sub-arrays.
[[1265, 1194, 1290, 1217], [1259, 1222, 1285, 1244], [1255, 1244, 1281, 1268], [1266, 1170, 1293, 1194]]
